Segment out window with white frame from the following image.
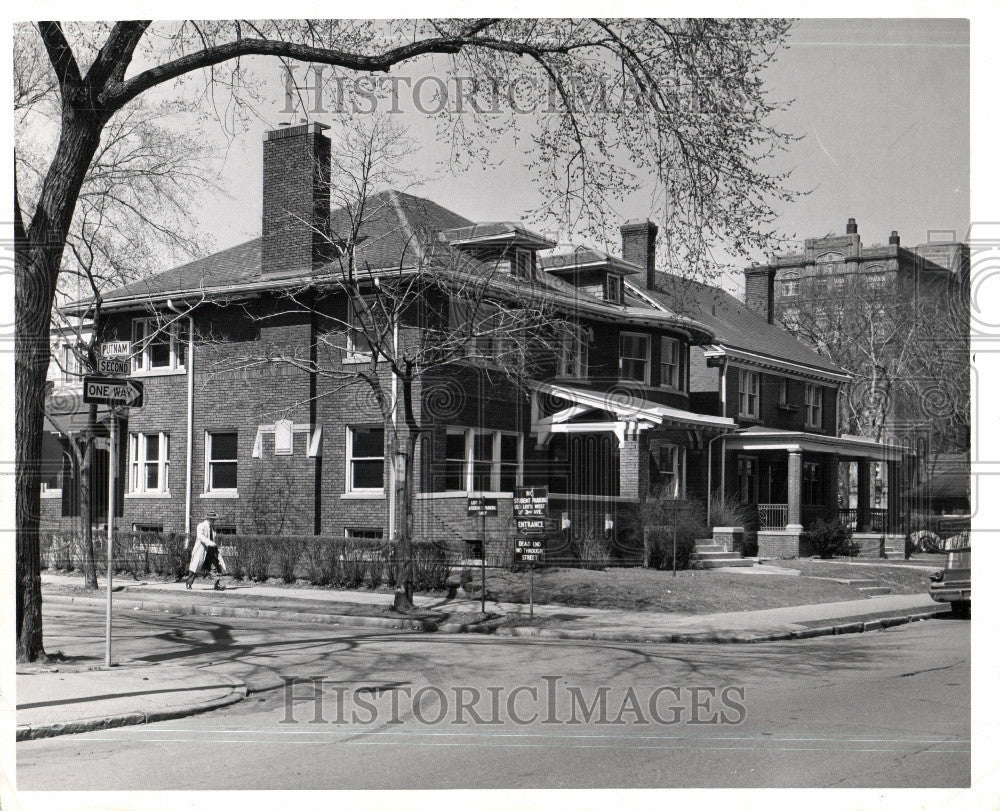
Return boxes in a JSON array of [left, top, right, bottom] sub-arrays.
[[40, 462, 62, 497], [131, 318, 187, 373], [660, 336, 683, 389], [346, 299, 374, 360], [511, 249, 534, 279], [649, 442, 685, 498], [738, 369, 760, 418], [129, 432, 170, 495], [557, 330, 589, 378], [346, 425, 385, 492], [205, 431, 238, 494], [619, 332, 650, 383], [804, 383, 824, 428], [605, 274, 624, 304], [778, 379, 790, 407], [437, 428, 521, 493]]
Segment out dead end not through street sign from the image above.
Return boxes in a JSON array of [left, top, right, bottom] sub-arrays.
[[83, 377, 144, 408]]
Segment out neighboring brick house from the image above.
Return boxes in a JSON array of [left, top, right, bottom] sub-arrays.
[[744, 218, 970, 517], [58, 122, 909, 560]]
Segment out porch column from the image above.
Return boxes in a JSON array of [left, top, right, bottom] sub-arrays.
[[786, 449, 803, 532], [857, 459, 871, 532], [887, 460, 901, 533], [619, 436, 641, 500]]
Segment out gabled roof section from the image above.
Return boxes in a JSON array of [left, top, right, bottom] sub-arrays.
[[634, 271, 847, 377]]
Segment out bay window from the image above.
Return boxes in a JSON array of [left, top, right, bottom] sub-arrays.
[[435, 428, 522, 493], [619, 332, 650, 383], [660, 336, 683, 389]]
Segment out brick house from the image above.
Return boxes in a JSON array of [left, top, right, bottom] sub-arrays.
[[59, 123, 909, 560]]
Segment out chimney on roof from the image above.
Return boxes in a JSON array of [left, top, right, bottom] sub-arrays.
[[262, 122, 332, 276], [889, 230, 901, 246], [846, 217, 858, 235], [620, 220, 658, 290]]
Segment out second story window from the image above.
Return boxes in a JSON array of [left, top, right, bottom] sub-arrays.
[[778, 379, 789, 408], [132, 318, 187, 374], [805, 384, 824, 428], [619, 332, 650, 384], [129, 432, 169, 495], [660, 337, 683, 390], [346, 299, 374, 361], [558, 331, 589, 378], [512, 249, 534, 279], [738, 369, 760, 419]]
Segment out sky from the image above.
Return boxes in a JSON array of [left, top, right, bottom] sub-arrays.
[[179, 18, 970, 295]]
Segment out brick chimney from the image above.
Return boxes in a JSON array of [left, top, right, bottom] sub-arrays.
[[620, 220, 659, 290], [846, 217, 858, 235], [743, 266, 775, 323], [889, 230, 900, 246], [262, 122, 332, 276]]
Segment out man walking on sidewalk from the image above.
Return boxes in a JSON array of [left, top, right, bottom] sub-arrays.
[[185, 510, 227, 590]]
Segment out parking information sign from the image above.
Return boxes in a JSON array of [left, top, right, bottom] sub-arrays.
[[467, 497, 498, 517], [514, 486, 548, 533]]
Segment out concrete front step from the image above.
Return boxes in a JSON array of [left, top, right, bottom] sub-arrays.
[[690, 558, 754, 569], [690, 551, 741, 561]]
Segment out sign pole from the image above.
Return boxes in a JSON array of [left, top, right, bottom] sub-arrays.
[[529, 563, 534, 619], [480, 509, 487, 615], [105, 407, 116, 667]]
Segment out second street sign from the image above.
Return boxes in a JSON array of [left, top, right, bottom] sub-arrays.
[[97, 357, 131, 376], [83, 377, 144, 408]]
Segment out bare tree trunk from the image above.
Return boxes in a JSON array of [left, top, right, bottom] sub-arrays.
[[392, 375, 420, 612], [16, 117, 104, 661]]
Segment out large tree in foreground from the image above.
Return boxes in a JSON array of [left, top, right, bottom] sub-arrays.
[[15, 18, 796, 660]]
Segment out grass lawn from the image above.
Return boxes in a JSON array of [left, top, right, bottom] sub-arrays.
[[770, 559, 934, 594], [480, 566, 868, 614]]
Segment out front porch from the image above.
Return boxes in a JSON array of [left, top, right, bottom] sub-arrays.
[[724, 429, 910, 558]]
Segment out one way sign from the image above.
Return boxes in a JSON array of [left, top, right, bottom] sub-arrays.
[[83, 377, 144, 408]]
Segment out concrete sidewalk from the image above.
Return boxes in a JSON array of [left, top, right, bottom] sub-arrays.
[[17, 664, 247, 741], [41, 571, 950, 644]]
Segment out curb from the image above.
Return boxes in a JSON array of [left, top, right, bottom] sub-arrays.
[[45, 593, 438, 632], [17, 673, 248, 742], [45, 593, 952, 645]]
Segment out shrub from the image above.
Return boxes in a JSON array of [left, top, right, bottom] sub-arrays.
[[303, 537, 339, 586], [574, 535, 611, 570], [229, 534, 274, 581], [274, 536, 306, 584], [709, 493, 754, 531], [411, 544, 451, 591], [809, 518, 853, 559], [639, 495, 708, 570]]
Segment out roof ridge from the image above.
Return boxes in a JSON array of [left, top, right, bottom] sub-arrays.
[[387, 188, 426, 265]]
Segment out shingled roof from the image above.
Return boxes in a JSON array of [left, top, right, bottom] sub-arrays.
[[635, 271, 847, 376]]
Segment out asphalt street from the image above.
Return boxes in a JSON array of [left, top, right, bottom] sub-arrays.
[[17, 604, 970, 790]]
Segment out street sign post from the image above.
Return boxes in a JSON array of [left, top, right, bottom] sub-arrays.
[[96, 357, 131, 376], [83, 377, 144, 408], [514, 537, 544, 618], [467, 496, 498, 613]]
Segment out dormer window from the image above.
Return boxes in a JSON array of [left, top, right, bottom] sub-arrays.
[[605, 274, 623, 303], [512, 249, 534, 279]]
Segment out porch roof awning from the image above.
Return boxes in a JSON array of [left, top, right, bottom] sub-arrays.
[[530, 381, 736, 445], [723, 427, 909, 461]]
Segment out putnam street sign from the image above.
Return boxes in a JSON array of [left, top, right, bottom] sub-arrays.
[[83, 377, 144, 408], [97, 357, 131, 376], [101, 341, 132, 358]]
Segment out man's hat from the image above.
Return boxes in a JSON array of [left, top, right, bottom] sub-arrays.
[[204, 510, 219, 520]]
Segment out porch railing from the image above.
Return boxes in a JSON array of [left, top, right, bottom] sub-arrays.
[[757, 503, 788, 530], [838, 507, 888, 532]]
